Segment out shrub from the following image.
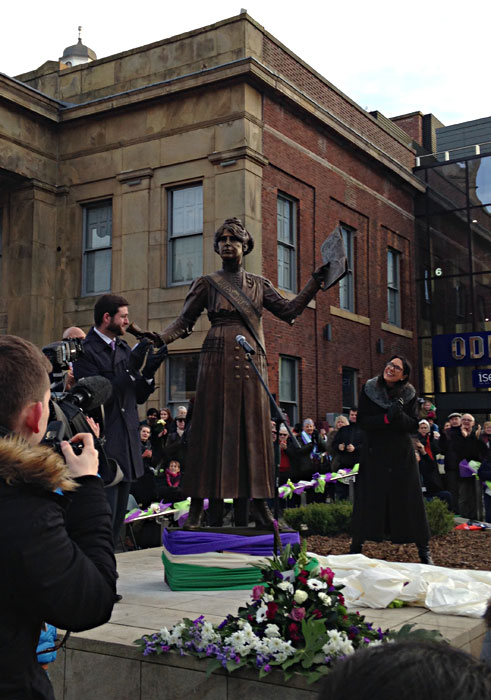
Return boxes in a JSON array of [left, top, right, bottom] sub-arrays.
[[283, 500, 353, 536], [425, 497, 455, 536]]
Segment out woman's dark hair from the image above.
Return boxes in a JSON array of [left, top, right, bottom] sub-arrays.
[[378, 353, 412, 396], [318, 641, 491, 700], [213, 217, 254, 256]]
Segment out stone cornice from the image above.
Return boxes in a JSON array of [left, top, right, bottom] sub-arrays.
[[208, 146, 268, 168], [0, 73, 61, 122], [55, 57, 422, 191]]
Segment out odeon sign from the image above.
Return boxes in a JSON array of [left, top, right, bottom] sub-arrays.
[[432, 332, 491, 367]]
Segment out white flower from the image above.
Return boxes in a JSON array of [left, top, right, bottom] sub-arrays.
[[263, 593, 274, 603], [318, 592, 330, 605], [267, 637, 285, 652], [268, 638, 295, 656], [307, 578, 327, 591], [159, 627, 171, 643], [294, 589, 308, 604], [265, 624, 280, 638], [242, 627, 256, 643], [368, 639, 383, 647], [256, 606, 267, 623], [322, 630, 354, 657], [274, 651, 289, 663], [201, 621, 220, 644], [277, 581, 294, 594]]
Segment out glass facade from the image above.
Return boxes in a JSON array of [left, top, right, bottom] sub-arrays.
[[415, 154, 491, 418]]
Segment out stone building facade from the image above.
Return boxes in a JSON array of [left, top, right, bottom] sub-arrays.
[[0, 12, 424, 421]]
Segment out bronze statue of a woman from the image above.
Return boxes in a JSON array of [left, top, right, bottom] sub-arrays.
[[160, 218, 329, 527]]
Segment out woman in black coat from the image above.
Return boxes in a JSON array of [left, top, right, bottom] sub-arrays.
[[350, 355, 432, 564]]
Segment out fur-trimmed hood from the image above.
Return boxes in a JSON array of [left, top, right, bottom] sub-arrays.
[[364, 376, 416, 410], [0, 436, 77, 492]]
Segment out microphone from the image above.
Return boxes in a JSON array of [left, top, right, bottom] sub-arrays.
[[235, 335, 255, 355], [67, 376, 113, 412]]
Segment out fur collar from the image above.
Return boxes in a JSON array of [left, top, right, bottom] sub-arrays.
[[364, 376, 415, 409], [0, 436, 77, 492]]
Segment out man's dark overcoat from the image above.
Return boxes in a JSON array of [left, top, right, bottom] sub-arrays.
[[74, 328, 154, 481], [352, 377, 430, 544]]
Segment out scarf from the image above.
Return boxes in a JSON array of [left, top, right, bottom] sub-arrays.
[[364, 376, 415, 410]]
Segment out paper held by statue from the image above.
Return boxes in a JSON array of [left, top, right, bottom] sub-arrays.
[[319, 225, 348, 291]]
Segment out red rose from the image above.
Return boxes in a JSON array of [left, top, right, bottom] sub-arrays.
[[312, 609, 323, 619], [320, 567, 334, 586], [288, 623, 301, 641], [266, 602, 278, 620]]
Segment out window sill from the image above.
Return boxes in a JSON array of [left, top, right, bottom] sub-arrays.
[[381, 322, 413, 338], [330, 306, 370, 326]]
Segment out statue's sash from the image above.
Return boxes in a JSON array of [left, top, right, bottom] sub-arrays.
[[205, 271, 265, 354]]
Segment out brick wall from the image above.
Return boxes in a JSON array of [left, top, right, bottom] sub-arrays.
[[262, 37, 415, 170], [261, 95, 418, 423]]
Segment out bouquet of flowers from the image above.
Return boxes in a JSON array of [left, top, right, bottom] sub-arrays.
[[136, 540, 442, 683]]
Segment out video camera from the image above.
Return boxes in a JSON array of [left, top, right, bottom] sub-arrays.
[[41, 342, 119, 486], [42, 339, 84, 376]]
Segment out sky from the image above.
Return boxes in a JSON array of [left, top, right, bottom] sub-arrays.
[[2, 0, 489, 126]]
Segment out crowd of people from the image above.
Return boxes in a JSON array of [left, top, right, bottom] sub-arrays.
[[129, 397, 490, 526]]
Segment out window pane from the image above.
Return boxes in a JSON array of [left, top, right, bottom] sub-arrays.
[[279, 357, 296, 402], [277, 197, 294, 245], [428, 210, 471, 275], [170, 235, 202, 283], [84, 249, 111, 294], [167, 354, 200, 409], [168, 185, 203, 284], [342, 367, 357, 411], [85, 205, 112, 249], [339, 227, 355, 311], [388, 288, 400, 326], [431, 274, 473, 335], [279, 356, 298, 426], [470, 207, 491, 272], [468, 156, 491, 209], [387, 250, 400, 326], [278, 243, 293, 290], [426, 161, 467, 213], [171, 186, 203, 237], [277, 195, 296, 292]]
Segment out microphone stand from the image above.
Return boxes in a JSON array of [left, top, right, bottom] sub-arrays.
[[240, 349, 300, 525]]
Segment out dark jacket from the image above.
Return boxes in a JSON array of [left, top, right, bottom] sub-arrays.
[[352, 377, 430, 544], [332, 422, 364, 468], [291, 430, 329, 480], [0, 437, 116, 699], [73, 328, 155, 481], [439, 426, 486, 473], [419, 453, 446, 496]]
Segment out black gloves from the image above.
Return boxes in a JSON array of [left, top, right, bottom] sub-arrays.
[[387, 398, 404, 422], [312, 262, 329, 286], [128, 338, 153, 372], [142, 343, 168, 379]]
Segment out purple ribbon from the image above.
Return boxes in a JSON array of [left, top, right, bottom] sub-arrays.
[[163, 529, 300, 555]]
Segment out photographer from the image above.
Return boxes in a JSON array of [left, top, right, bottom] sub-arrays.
[[0, 335, 116, 699]]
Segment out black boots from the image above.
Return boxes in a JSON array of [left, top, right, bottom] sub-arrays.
[[349, 539, 364, 554], [417, 544, 434, 565], [183, 498, 204, 529]]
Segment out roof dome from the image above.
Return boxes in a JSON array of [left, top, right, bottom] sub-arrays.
[[60, 29, 96, 66]]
